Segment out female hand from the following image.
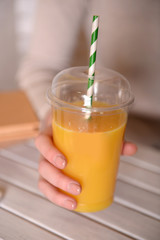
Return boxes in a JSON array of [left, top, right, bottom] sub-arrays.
[[35, 114, 137, 211]]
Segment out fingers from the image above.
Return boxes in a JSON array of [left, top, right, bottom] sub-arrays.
[[35, 131, 67, 169], [35, 125, 81, 210], [38, 177, 77, 210], [38, 159, 81, 196], [122, 141, 137, 156]]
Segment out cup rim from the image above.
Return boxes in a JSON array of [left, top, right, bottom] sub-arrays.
[[47, 88, 134, 113], [47, 66, 134, 113]]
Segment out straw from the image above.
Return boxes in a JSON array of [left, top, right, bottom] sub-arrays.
[[84, 15, 99, 118]]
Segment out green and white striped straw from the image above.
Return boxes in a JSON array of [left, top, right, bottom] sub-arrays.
[[84, 15, 99, 117]]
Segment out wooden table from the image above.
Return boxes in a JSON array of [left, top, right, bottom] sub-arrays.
[[0, 140, 160, 240]]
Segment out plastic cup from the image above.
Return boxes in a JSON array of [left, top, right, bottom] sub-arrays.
[[47, 66, 134, 212]]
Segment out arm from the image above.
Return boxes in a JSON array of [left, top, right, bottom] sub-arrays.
[[17, 0, 87, 119]]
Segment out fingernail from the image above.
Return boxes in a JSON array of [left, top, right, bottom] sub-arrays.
[[53, 155, 66, 169], [63, 199, 77, 210], [68, 182, 81, 195]]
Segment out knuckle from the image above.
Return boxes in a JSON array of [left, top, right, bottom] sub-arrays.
[[45, 146, 54, 161], [49, 190, 63, 206], [54, 171, 64, 187], [55, 172, 68, 191]]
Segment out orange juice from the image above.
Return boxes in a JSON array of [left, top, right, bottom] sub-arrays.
[[52, 102, 127, 212]]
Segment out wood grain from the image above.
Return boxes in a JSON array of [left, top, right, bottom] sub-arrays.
[[0, 156, 160, 239], [118, 161, 160, 195], [121, 143, 160, 174], [0, 152, 160, 220], [0, 209, 62, 240], [83, 202, 160, 240], [0, 141, 160, 239], [115, 180, 160, 220], [0, 180, 130, 240], [1, 142, 160, 195]]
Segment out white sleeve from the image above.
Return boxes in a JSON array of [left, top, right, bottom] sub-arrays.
[[17, 0, 87, 119]]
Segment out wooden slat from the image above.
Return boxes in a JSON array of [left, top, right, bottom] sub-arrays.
[[0, 156, 160, 239], [1, 143, 160, 196], [134, 144, 160, 167], [118, 161, 160, 195], [0, 155, 39, 195], [0, 143, 39, 169], [0, 209, 62, 240], [0, 180, 130, 240], [4, 143, 39, 163], [26, 140, 160, 173], [3, 141, 160, 173], [115, 180, 160, 220], [121, 152, 160, 174], [0, 144, 160, 199], [83, 203, 160, 240], [0, 154, 160, 220]]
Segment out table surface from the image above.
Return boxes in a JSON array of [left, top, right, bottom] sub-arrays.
[[0, 139, 160, 240]]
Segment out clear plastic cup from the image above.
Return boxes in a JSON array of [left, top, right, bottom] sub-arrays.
[[47, 66, 134, 212]]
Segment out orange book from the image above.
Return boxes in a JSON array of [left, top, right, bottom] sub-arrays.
[[0, 90, 40, 143]]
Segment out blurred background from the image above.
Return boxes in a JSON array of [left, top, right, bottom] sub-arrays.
[[0, 0, 37, 90], [0, 0, 160, 149]]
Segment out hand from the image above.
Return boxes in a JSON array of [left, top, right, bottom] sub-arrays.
[[35, 115, 137, 211]]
